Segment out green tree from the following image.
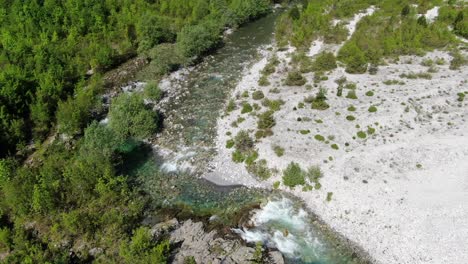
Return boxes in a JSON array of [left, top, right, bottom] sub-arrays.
[[109, 93, 158, 140]]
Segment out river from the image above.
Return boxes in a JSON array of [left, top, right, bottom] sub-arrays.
[[132, 10, 369, 264]]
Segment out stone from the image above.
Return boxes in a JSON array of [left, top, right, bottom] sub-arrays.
[[269, 251, 285, 264]]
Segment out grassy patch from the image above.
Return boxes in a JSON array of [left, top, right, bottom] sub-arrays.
[[285, 71, 307, 86], [331, 144, 339, 150], [241, 103, 253, 114], [282, 162, 305, 188], [314, 134, 325, 141], [226, 139, 235, 149], [273, 145, 285, 157], [226, 99, 236, 113], [300, 130, 311, 135], [346, 90, 358, 100], [246, 159, 271, 180], [347, 105, 356, 112], [383, 79, 405, 85], [312, 52, 337, 72], [346, 115, 356, 121], [357, 131, 367, 139], [252, 91, 265, 100], [273, 181, 281, 189], [368, 105, 377, 113], [365, 91, 374, 96]]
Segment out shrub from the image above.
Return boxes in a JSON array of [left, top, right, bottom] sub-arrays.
[[306, 166, 323, 184], [347, 105, 356, 112], [326, 192, 333, 202], [252, 91, 265, 100], [262, 99, 284, 111], [109, 93, 158, 140], [314, 134, 325, 141], [246, 159, 271, 180], [226, 139, 235, 149], [346, 115, 356, 121], [226, 100, 236, 112], [300, 130, 310, 135], [262, 56, 280, 75], [346, 90, 358, 99], [367, 126, 376, 135], [258, 75, 270, 86], [232, 150, 245, 163], [273, 145, 285, 157], [338, 42, 368, 74], [311, 100, 330, 110], [365, 91, 374, 97], [177, 21, 221, 60], [273, 181, 281, 189], [234, 130, 254, 153], [457, 92, 465, 102], [312, 52, 337, 72], [285, 71, 306, 86], [450, 51, 467, 70], [241, 103, 253, 114], [144, 81, 162, 101], [368, 106, 377, 112], [257, 110, 276, 130], [331, 144, 339, 150], [357, 131, 367, 139], [282, 162, 305, 188]]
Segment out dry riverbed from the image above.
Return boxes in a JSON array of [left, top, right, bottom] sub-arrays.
[[205, 17, 468, 264]]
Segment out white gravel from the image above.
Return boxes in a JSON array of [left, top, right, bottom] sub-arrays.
[[206, 41, 468, 264]]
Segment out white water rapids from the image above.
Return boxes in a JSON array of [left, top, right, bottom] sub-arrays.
[[234, 197, 327, 262]]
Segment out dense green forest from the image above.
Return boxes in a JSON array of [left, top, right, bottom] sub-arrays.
[[0, 0, 276, 157], [0, 0, 280, 262]]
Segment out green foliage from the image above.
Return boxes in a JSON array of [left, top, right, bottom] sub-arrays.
[[177, 21, 222, 61], [262, 99, 285, 112], [338, 42, 368, 74], [109, 93, 158, 140], [241, 103, 253, 114], [457, 92, 466, 102], [331, 144, 339, 150], [326, 192, 333, 202], [119, 228, 170, 264], [226, 139, 235, 149], [226, 99, 236, 113], [285, 71, 307, 86], [282, 162, 305, 188], [450, 51, 467, 70], [368, 106, 378, 112], [246, 159, 271, 180], [314, 134, 325, 141], [273, 145, 285, 157], [257, 111, 276, 130], [347, 105, 356, 111], [346, 90, 358, 100], [252, 91, 265, 100], [346, 115, 356, 121], [312, 52, 338, 72], [365, 91, 374, 96], [357, 131, 367, 139], [273, 181, 281, 189], [144, 82, 163, 102], [185, 256, 197, 264], [234, 131, 254, 154], [136, 15, 175, 53]]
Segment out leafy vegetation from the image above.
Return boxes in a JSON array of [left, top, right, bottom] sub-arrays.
[[285, 71, 307, 86], [282, 162, 306, 188]]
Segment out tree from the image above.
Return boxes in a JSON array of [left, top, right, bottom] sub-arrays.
[[176, 21, 222, 60], [137, 14, 175, 52], [108, 93, 158, 140]]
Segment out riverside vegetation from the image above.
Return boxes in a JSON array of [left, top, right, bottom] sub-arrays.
[[0, 0, 286, 262]]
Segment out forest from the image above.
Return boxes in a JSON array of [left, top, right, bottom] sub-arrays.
[[0, 0, 279, 262]]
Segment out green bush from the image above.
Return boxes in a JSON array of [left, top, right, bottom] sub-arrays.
[[234, 130, 254, 154], [285, 71, 306, 86], [347, 105, 356, 111], [257, 110, 276, 130], [368, 106, 378, 112], [258, 75, 271, 86], [346, 90, 358, 99], [177, 21, 222, 61], [346, 115, 356, 121], [226, 139, 235, 149], [314, 134, 325, 141], [450, 51, 467, 70], [144, 81, 163, 101], [457, 92, 465, 102], [109, 93, 158, 140], [252, 91, 265, 100], [282, 162, 305, 188], [306, 166, 323, 183], [338, 42, 368, 74], [273, 181, 281, 189], [273, 145, 285, 157], [246, 159, 271, 180], [331, 144, 339, 150], [326, 192, 333, 202], [357, 131, 367, 139], [312, 52, 337, 72], [365, 91, 374, 97], [226, 99, 236, 113], [241, 103, 253, 114]]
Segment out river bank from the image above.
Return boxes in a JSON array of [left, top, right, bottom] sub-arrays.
[[205, 6, 468, 264]]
